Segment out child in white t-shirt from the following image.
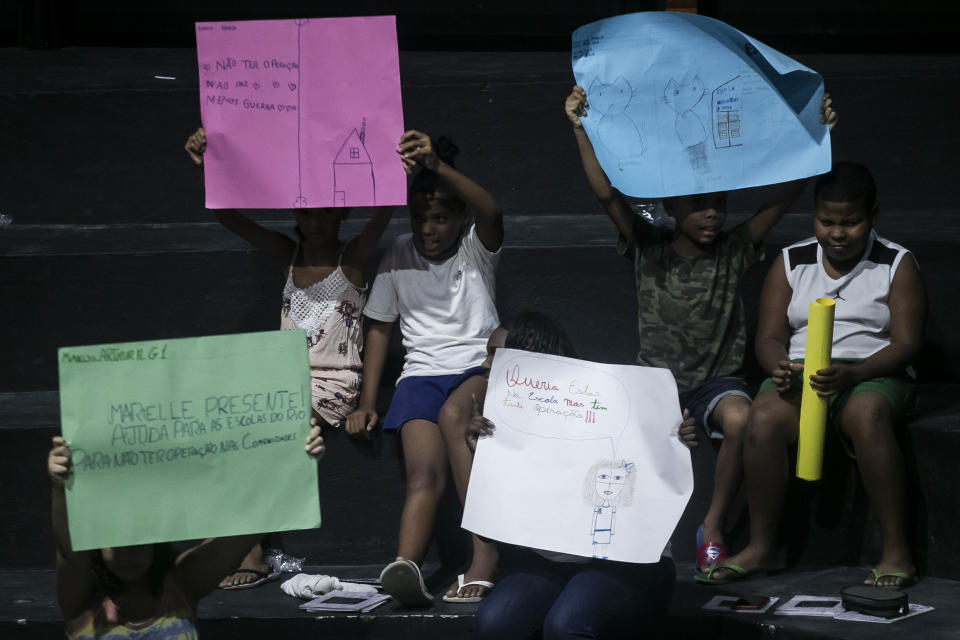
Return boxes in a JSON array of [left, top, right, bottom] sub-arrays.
[[345, 130, 503, 606]]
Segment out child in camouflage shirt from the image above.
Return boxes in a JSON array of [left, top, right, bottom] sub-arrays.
[[564, 85, 837, 574]]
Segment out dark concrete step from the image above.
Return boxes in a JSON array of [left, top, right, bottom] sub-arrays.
[[667, 563, 960, 640], [2, 229, 960, 391], [0, 242, 652, 392], [2, 564, 959, 640], [1, 49, 958, 226], [4, 208, 960, 256]]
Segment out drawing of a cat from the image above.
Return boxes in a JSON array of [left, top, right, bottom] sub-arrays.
[[588, 76, 644, 158], [663, 76, 706, 148]]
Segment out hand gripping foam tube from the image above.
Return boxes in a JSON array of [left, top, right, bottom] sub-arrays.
[[796, 298, 836, 481]]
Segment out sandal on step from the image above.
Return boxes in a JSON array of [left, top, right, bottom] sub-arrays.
[[219, 568, 281, 590], [867, 568, 916, 589], [380, 559, 434, 607], [694, 564, 765, 586], [442, 574, 495, 603]]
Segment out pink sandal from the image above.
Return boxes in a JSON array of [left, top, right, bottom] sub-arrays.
[[695, 524, 727, 573]]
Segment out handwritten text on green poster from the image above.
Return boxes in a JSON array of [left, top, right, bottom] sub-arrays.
[[58, 330, 320, 551]]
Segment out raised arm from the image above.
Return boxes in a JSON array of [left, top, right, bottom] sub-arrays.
[[344, 319, 393, 438], [185, 127, 296, 263], [343, 206, 394, 268], [810, 254, 925, 396], [397, 130, 504, 252], [565, 86, 636, 240], [740, 93, 839, 246], [741, 178, 807, 247], [755, 254, 804, 393], [48, 437, 96, 622]]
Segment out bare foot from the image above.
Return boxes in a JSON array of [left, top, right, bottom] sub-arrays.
[[219, 543, 269, 589]]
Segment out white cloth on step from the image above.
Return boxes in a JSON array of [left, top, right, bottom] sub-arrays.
[[280, 573, 378, 599]]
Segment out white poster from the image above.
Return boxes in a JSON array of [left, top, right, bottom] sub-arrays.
[[462, 349, 693, 563]]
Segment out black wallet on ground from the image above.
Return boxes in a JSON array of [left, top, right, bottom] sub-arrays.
[[840, 585, 908, 619]]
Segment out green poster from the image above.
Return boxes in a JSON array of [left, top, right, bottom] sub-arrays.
[[58, 330, 320, 551]]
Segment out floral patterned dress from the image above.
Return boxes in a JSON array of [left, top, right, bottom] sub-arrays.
[[66, 576, 198, 640], [280, 245, 365, 426]]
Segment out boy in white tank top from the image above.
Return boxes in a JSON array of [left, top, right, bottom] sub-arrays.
[[698, 163, 925, 589]]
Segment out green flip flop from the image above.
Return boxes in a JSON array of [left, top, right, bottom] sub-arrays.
[[867, 568, 916, 589], [694, 563, 765, 586]]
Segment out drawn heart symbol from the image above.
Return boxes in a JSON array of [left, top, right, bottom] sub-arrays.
[[252, 82, 260, 89], [288, 83, 297, 91], [273, 81, 280, 89]]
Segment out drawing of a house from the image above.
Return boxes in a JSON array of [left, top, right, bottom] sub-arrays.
[[333, 122, 375, 206]]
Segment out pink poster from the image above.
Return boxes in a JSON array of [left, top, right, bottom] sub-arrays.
[[196, 16, 406, 209]]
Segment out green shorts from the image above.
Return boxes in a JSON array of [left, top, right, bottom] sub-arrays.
[[758, 366, 917, 458]]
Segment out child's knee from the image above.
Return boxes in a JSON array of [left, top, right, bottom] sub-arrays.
[[406, 464, 445, 494], [715, 397, 750, 439], [842, 395, 895, 445], [438, 399, 469, 432], [744, 403, 795, 448]]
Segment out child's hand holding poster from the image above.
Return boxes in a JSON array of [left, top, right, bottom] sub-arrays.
[[58, 330, 320, 551], [462, 349, 693, 563]]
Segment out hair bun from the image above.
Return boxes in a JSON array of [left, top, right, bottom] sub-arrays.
[[433, 136, 459, 167]]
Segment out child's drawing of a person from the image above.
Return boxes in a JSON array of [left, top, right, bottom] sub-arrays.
[[584, 460, 636, 559]]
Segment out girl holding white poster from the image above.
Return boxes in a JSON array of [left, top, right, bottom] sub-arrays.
[[464, 314, 683, 640]]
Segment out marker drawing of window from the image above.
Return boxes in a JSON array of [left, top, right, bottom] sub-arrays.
[[712, 76, 743, 149]]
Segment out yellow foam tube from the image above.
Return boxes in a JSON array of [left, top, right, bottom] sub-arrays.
[[796, 298, 836, 481]]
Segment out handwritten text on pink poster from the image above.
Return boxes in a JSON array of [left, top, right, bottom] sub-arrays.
[[196, 16, 405, 209]]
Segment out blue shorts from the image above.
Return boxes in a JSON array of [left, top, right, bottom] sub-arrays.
[[678, 376, 750, 438], [383, 367, 486, 431]]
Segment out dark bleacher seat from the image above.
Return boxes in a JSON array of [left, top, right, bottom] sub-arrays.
[[2, 47, 960, 639]]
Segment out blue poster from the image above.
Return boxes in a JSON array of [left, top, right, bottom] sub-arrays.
[[572, 12, 831, 198]]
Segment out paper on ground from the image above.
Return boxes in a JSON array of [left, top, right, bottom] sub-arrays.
[[196, 16, 405, 209], [58, 330, 319, 550], [776, 595, 933, 623], [462, 349, 693, 563], [702, 595, 779, 614], [834, 603, 933, 623], [572, 11, 830, 198], [773, 595, 843, 617], [300, 593, 392, 612]]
